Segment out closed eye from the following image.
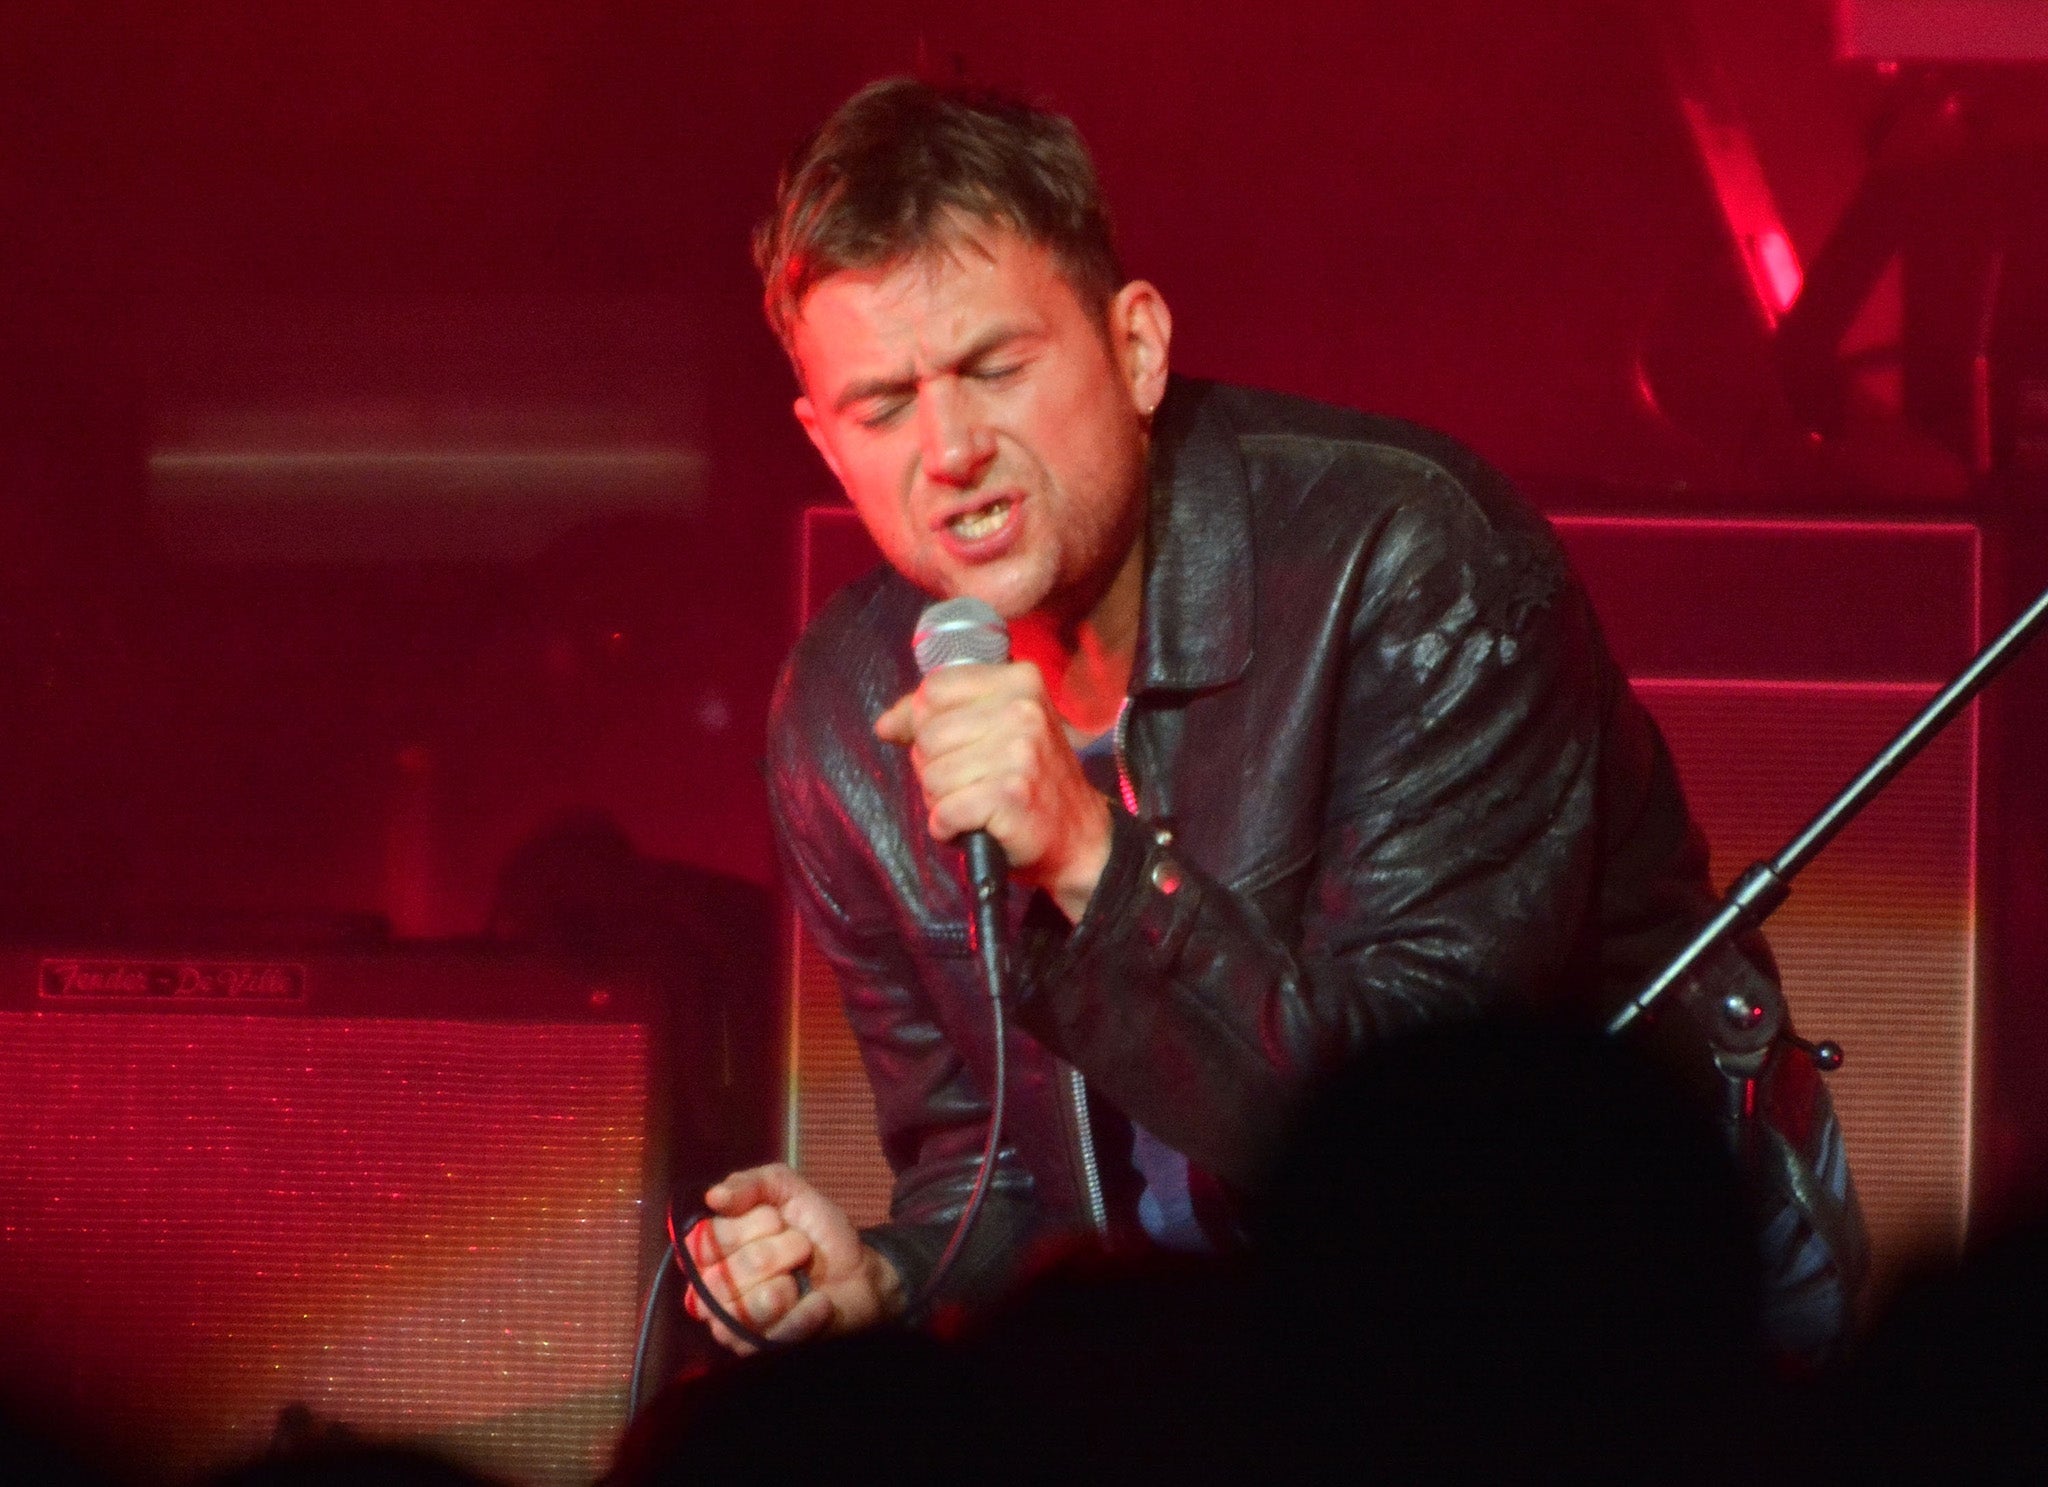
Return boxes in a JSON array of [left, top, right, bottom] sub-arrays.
[[854, 395, 914, 430]]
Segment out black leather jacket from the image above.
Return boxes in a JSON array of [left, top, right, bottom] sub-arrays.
[[767, 376, 1863, 1323]]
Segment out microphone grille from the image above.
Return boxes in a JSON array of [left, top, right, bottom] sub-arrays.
[[913, 596, 1010, 673]]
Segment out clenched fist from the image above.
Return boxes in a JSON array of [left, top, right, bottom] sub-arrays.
[[682, 1163, 905, 1354]]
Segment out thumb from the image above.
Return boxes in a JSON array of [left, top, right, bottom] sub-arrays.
[[875, 692, 916, 745]]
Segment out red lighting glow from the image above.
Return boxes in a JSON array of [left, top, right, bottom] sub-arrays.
[[1750, 228, 1805, 319]]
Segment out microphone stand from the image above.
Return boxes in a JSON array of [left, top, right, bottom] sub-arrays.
[[1607, 577, 2048, 1146]]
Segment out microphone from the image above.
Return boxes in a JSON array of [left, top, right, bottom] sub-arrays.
[[913, 595, 1011, 671], [912, 597, 1011, 975], [903, 596, 1014, 1305]]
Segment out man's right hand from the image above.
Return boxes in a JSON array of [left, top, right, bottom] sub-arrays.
[[682, 1162, 906, 1354]]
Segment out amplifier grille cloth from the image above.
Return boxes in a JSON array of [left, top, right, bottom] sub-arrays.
[[790, 932, 893, 1229], [1639, 682, 1974, 1289], [0, 1014, 648, 1486]]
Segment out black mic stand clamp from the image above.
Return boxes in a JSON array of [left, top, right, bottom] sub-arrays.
[[1653, 863, 1847, 1155]]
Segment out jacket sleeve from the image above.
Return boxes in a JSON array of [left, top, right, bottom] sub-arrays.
[[764, 672, 1052, 1305], [1011, 470, 1622, 1190]]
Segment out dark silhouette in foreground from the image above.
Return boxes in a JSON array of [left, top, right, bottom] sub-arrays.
[[620, 1018, 1777, 1484]]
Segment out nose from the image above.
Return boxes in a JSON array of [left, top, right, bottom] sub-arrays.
[[918, 380, 997, 489]]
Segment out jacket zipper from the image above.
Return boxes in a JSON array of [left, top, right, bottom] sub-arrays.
[[1065, 1063, 1109, 1235], [1063, 695, 1138, 1238], [1111, 696, 1139, 817]]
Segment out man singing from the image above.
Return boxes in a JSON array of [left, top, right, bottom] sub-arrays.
[[683, 78, 1863, 1358]]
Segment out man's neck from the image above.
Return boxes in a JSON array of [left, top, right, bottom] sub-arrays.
[[1011, 535, 1145, 738]]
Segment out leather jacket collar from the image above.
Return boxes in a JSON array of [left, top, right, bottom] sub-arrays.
[[1135, 379, 1255, 696]]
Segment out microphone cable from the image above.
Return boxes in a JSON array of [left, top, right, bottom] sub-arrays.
[[663, 978, 1006, 1354], [662, 597, 1018, 1356], [626, 1233, 675, 1415]]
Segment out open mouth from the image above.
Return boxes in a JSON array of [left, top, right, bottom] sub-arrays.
[[945, 496, 1013, 541]]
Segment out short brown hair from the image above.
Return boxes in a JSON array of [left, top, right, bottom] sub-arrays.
[[754, 78, 1124, 350]]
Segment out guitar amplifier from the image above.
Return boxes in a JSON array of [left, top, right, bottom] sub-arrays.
[[791, 504, 1982, 1293], [1556, 515, 1980, 1293], [0, 945, 667, 1486]]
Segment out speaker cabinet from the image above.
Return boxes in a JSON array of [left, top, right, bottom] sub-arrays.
[[0, 948, 664, 1486], [1557, 516, 1980, 1292], [790, 505, 1982, 1288]]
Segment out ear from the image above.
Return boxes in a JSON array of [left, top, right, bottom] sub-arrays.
[[1109, 280, 1173, 416], [793, 394, 846, 485]]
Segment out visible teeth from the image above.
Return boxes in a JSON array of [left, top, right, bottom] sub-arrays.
[[949, 498, 1011, 540]]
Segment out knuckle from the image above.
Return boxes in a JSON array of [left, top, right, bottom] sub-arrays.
[[741, 1277, 796, 1328], [744, 1291, 774, 1326]]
